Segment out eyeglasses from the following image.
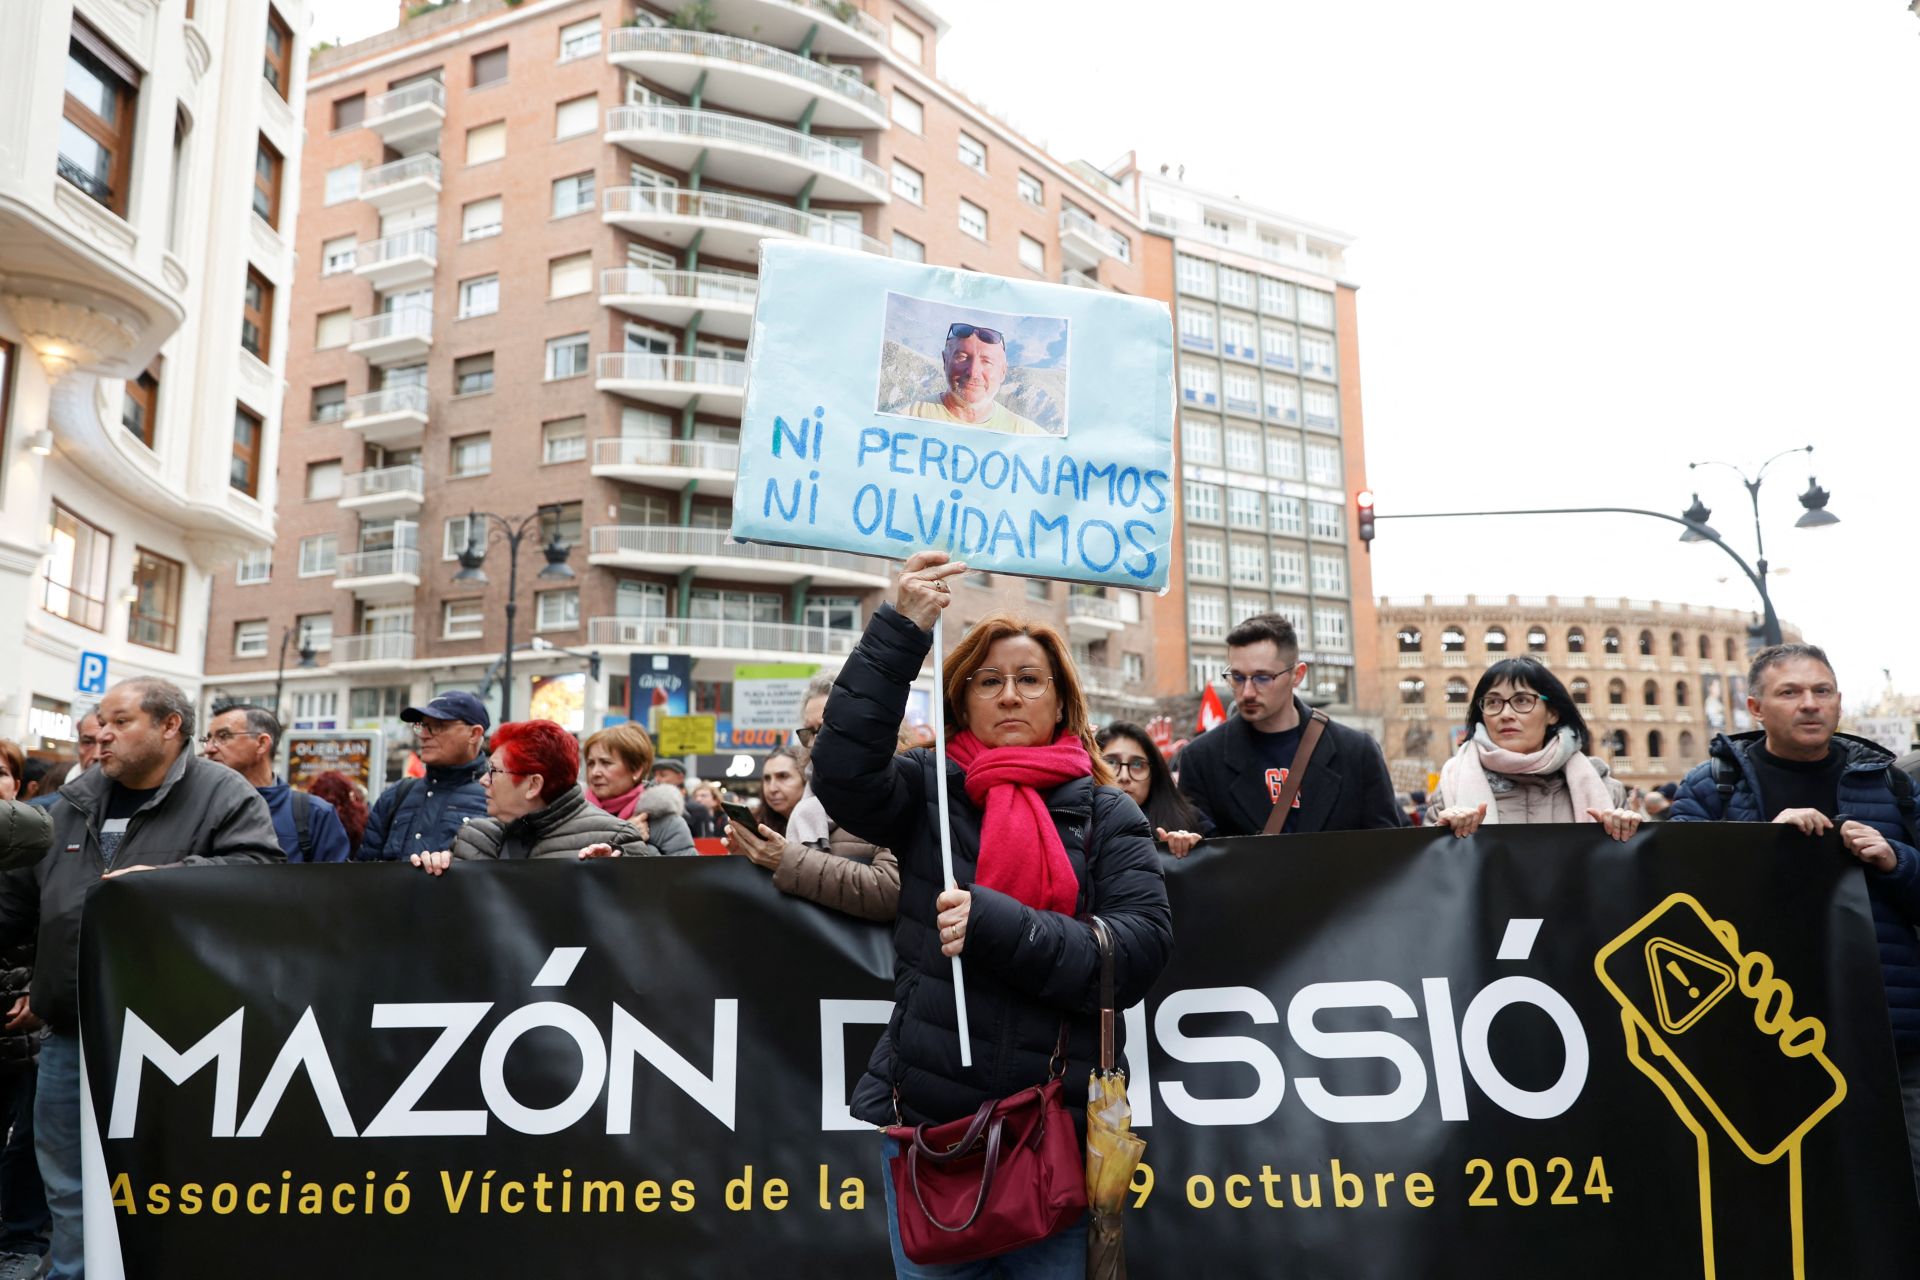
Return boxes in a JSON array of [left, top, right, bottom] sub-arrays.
[[200, 730, 253, 746], [1223, 670, 1289, 690], [1479, 692, 1544, 715], [1102, 754, 1151, 780], [964, 669, 1054, 700], [410, 719, 467, 738], [947, 323, 1004, 345], [484, 766, 522, 781], [795, 726, 819, 746]]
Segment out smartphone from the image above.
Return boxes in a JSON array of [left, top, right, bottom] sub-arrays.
[[721, 800, 759, 829]]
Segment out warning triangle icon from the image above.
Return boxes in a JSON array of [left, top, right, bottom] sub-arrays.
[[1644, 938, 1735, 1035]]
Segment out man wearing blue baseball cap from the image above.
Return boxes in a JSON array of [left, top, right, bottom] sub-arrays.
[[356, 691, 491, 862]]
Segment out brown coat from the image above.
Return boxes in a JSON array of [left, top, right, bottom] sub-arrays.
[[771, 824, 899, 922]]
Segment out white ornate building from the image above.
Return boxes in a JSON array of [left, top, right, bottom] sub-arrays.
[[0, 0, 308, 751]]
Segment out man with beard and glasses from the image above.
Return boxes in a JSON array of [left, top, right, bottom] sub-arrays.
[[907, 322, 1050, 436]]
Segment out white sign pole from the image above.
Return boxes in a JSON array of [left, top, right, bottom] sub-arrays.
[[929, 616, 972, 1069]]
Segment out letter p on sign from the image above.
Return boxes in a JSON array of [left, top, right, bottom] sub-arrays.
[[77, 651, 108, 696]]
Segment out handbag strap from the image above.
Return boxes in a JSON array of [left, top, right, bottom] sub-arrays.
[[908, 1113, 1006, 1233], [1262, 709, 1328, 835], [912, 1096, 998, 1163], [1089, 916, 1116, 1074]]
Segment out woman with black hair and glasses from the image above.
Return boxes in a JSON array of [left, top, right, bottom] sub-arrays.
[[1429, 657, 1642, 840], [1097, 722, 1210, 857]]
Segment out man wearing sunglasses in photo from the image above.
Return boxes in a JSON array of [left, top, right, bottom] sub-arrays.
[[907, 322, 1052, 436], [1176, 614, 1403, 837]]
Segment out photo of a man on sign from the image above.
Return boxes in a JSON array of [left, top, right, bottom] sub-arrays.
[[877, 292, 1069, 436]]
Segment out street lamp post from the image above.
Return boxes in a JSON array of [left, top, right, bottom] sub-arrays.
[[1682, 444, 1840, 649], [451, 506, 574, 723], [272, 624, 317, 722]]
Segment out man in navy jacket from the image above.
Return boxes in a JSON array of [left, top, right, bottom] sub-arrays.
[[358, 692, 490, 861], [1669, 642, 1920, 1188], [202, 704, 351, 862]]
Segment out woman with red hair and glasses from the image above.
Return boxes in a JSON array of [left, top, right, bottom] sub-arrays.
[[410, 721, 656, 873]]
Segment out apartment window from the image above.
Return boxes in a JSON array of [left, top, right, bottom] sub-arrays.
[[121, 357, 160, 447], [1259, 277, 1292, 317], [555, 95, 598, 140], [546, 333, 590, 379], [1183, 481, 1222, 524], [1218, 266, 1254, 309], [558, 18, 601, 60], [230, 405, 263, 495], [458, 274, 499, 318], [1224, 370, 1258, 413], [1306, 442, 1342, 486], [43, 503, 111, 631], [305, 459, 342, 501], [1181, 416, 1220, 465], [891, 90, 923, 133], [454, 353, 494, 396], [1301, 333, 1336, 379], [1221, 316, 1257, 360], [450, 433, 492, 477], [536, 588, 580, 632], [1185, 536, 1222, 580], [321, 235, 357, 275], [331, 93, 365, 131], [1299, 288, 1335, 328], [1176, 255, 1215, 298], [1018, 234, 1044, 273], [1227, 489, 1263, 530], [1265, 378, 1299, 424], [1304, 387, 1338, 431], [891, 19, 924, 62], [315, 309, 351, 349], [240, 268, 273, 360], [1270, 496, 1304, 536], [1270, 548, 1305, 591], [891, 232, 925, 263], [60, 20, 139, 215], [1179, 309, 1215, 350], [127, 548, 183, 651], [1179, 365, 1217, 406], [957, 132, 987, 174], [1225, 426, 1261, 473], [1314, 608, 1349, 653], [552, 171, 594, 217], [471, 46, 508, 88], [1018, 170, 1044, 207], [263, 6, 292, 99], [234, 621, 269, 658], [310, 382, 346, 423], [443, 600, 484, 640], [1267, 433, 1302, 478], [324, 163, 361, 205], [462, 196, 503, 240], [542, 417, 586, 463], [1311, 553, 1346, 594], [1188, 592, 1227, 642], [298, 534, 337, 577], [296, 613, 334, 655], [465, 121, 506, 166], [252, 135, 282, 227], [1308, 500, 1344, 541], [958, 198, 987, 242], [548, 252, 592, 298], [442, 515, 475, 560], [236, 548, 271, 585], [890, 160, 924, 203]]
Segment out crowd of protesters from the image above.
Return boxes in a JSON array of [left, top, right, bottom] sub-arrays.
[[0, 549, 1906, 1276]]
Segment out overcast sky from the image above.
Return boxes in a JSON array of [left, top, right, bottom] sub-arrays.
[[317, 1, 1920, 706]]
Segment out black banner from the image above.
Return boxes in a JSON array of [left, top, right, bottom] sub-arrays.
[[80, 825, 1920, 1278]]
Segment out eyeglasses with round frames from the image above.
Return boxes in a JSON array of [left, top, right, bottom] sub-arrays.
[[964, 669, 1053, 701], [1479, 692, 1544, 715], [1101, 754, 1151, 780]]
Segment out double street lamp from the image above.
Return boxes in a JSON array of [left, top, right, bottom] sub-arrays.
[[451, 506, 574, 723], [272, 624, 316, 722]]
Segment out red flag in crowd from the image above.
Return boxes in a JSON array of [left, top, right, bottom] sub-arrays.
[[1197, 685, 1227, 735]]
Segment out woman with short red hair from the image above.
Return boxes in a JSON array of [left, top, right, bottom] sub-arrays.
[[411, 721, 656, 872]]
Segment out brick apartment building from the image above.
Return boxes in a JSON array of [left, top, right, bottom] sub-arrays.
[[201, 0, 1164, 780]]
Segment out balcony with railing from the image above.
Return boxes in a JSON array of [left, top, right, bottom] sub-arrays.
[[599, 267, 757, 340], [352, 227, 437, 290], [607, 28, 886, 129], [343, 385, 429, 447], [595, 353, 746, 413], [334, 545, 422, 601], [588, 525, 889, 589], [338, 463, 426, 518], [602, 185, 884, 261], [605, 106, 889, 203], [698, 0, 889, 57], [331, 631, 416, 668], [591, 437, 740, 495], [360, 154, 441, 212], [1079, 663, 1151, 703], [1063, 269, 1113, 292], [586, 615, 861, 658], [365, 81, 445, 153], [1066, 593, 1125, 637], [1059, 208, 1131, 271], [348, 308, 434, 364]]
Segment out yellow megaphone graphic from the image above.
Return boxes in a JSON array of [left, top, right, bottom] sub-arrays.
[[1594, 894, 1846, 1280]]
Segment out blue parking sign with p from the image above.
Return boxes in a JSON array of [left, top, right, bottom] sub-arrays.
[[77, 652, 108, 696]]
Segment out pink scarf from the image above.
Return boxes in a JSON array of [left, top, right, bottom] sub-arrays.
[[587, 783, 644, 822], [947, 730, 1091, 917], [1439, 725, 1614, 823]]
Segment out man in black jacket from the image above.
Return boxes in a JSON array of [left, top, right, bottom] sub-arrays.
[[1178, 613, 1402, 835]]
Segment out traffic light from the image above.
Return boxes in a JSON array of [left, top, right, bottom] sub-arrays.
[[1356, 489, 1376, 550]]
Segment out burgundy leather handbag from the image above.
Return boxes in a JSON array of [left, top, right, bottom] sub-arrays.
[[886, 1068, 1087, 1266]]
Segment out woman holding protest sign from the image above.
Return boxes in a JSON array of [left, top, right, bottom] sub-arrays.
[[1429, 657, 1640, 839], [1096, 721, 1209, 857], [810, 550, 1172, 1277]]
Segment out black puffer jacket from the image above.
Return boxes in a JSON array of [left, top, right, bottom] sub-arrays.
[[811, 604, 1173, 1131]]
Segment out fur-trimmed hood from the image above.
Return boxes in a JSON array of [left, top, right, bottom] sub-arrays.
[[635, 783, 686, 818]]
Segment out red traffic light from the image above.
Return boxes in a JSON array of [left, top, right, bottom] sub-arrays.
[[1355, 490, 1376, 546], [1355, 489, 1375, 510]]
